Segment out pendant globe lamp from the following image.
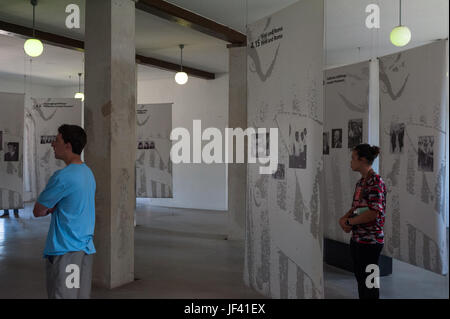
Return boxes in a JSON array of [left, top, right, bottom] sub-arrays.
[[390, 0, 411, 47], [175, 44, 188, 85], [24, 0, 44, 57], [74, 73, 84, 101]]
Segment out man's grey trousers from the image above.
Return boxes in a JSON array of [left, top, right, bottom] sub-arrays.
[[45, 251, 93, 299]]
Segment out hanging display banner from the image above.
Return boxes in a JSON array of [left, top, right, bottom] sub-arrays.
[[322, 61, 370, 243], [28, 98, 82, 197], [379, 40, 448, 275], [0, 92, 25, 210], [246, 0, 324, 298], [136, 103, 173, 198]]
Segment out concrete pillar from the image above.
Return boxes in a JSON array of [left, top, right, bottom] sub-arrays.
[[85, 0, 136, 289], [227, 46, 247, 240]]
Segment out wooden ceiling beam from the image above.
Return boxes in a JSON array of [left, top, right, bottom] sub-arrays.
[[136, 0, 247, 46]]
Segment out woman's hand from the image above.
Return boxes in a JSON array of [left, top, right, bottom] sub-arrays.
[[339, 217, 352, 233]]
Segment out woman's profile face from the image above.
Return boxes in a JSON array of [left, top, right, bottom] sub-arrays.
[[350, 150, 362, 171]]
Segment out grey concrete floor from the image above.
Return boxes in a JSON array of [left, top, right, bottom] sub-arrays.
[[0, 202, 448, 299]]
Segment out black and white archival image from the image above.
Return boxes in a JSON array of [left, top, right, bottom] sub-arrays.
[[149, 141, 155, 149], [272, 163, 285, 180], [418, 136, 434, 172], [289, 126, 307, 168], [40, 135, 56, 144], [4, 142, 19, 162], [390, 122, 405, 153], [137, 141, 144, 150], [348, 119, 362, 148], [331, 129, 342, 148], [251, 132, 270, 158], [323, 132, 330, 155]]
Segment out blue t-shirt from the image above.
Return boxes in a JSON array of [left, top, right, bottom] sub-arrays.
[[37, 163, 96, 257]]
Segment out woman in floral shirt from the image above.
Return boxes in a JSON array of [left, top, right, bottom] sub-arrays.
[[339, 144, 386, 299]]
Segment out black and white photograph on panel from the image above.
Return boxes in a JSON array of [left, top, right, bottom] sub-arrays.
[[0, 131, 2, 151], [149, 141, 155, 149], [4, 142, 19, 161], [390, 122, 405, 153], [137, 141, 144, 150], [251, 132, 270, 159], [323, 132, 330, 155], [272, 163, 285, 180], [40, 135, 56, 144], [331, 129, 342, 148], [144, 141, 150, 149], [289, 126, 307, 169], [348, 119, 362, 148], [418, 136, 434, 172]]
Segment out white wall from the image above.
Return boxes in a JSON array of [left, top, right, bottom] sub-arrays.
[[0, 77, 70, 106], [137, 74, 229, 211]]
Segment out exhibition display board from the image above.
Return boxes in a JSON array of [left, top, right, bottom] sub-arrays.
[[136, 103, 173, 198], [245, 0, 324, 298], [0, 92, 25, 210], [26, 98, 82, 198], [322, 61, 371, 243], [380, 40, 448, 275]]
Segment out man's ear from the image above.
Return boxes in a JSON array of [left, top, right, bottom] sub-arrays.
[[65, 142, 73, 153]]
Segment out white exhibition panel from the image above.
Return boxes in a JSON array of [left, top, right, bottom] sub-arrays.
[[380, 40, 448, 275], [0, 92, 25, 209], [27, 98, 82, 197], [322, 61, 370, 243], [136, 103, 173, 198], [245, 0, 324, 298]]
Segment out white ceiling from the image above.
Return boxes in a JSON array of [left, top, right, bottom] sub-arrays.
[[325, 0, 449, 67], [0, 0, 448, 86]]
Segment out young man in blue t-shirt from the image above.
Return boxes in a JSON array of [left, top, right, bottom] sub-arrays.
[[33, 124, 96, 299]]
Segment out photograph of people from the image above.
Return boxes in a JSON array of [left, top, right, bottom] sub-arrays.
[[348, 119, 362, 149], [418, 136, 434, 172], [4, 142, 19, 161], [390, 122, 405, 153], [289, 129, 307, 168], [338, 144, 386, 299], [332, 129, 342, 148]]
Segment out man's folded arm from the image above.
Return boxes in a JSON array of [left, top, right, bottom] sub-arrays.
[[33, 202, 52, 218]]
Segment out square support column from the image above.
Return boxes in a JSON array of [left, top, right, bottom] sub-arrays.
[[85, 0, 136, 289], [227, 46, 247, 240]]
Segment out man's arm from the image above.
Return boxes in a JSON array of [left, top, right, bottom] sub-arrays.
[[33, 202, 54, 218]]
